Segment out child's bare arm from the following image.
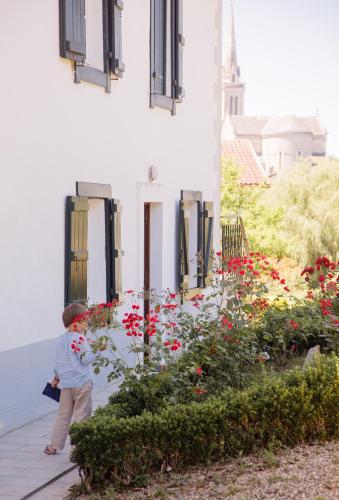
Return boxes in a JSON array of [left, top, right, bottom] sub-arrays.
[[51, 376, 59, 388]]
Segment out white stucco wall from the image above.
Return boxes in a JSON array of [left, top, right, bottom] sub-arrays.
[[0, 1, 221, 349], [0, 0, 222, 433]]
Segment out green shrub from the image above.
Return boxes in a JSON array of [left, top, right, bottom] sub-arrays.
[[94, 330, 257, 420], [255, 301, 338, 361], [70, 354, 338, 489]]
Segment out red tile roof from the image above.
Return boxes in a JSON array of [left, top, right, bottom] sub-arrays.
[[221, 139, 268, 185]]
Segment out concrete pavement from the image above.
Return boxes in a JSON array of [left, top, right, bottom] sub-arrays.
[[0, 383, 118, 500]]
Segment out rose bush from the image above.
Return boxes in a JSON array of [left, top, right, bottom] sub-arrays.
[[69, 253, 338, 415]]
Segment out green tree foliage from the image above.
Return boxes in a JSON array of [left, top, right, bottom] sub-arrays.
[[264, 158, 339, 264], [221, 157, 339, 264], [221, 159, 286, 257]]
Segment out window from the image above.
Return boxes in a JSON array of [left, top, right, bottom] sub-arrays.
[[65, 184, 122, 306], [59, 0, 125, 92], [178, 192, 214, 293], [150, 0, 185, 114], [234, 96, 238, 115], [229, 96, 233, 115]]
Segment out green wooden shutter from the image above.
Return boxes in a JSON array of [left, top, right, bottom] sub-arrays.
[[105, 199, 122, 302], [109, 0, 125, 77], [179, 199, 190, 292], [59, 0, 86, 62], [203, 201, 214, 286], [173, 0, 184, 100], [113, 199, 123, 299], [65, 196, 89, 306]]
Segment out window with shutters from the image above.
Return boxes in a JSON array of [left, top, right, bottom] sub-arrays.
[[150, 0, 185, 114], [178, 191, 203, 293], [178, 193, 215, 293], [59, 0, 125, 92], [65, 192, 122, 306]]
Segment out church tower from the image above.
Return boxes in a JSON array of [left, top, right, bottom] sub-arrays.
[[222, 1, 245, 121]]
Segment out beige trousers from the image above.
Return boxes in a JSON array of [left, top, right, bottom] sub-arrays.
[[50, 380, 92, 450]]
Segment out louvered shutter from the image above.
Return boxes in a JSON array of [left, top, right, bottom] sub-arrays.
[[203, 202, 214, 286], [109, 0, 125, 77], [65, 196, 89, 306], [105, 199, 122, 302], [153, 0, 166, 94], [59, 0, 86, 62], [113, 200, 123, 299], [173, 0, 184, 100], [179, 200, 190, 292]]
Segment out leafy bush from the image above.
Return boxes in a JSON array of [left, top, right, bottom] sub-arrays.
[[255, 301, 338, 361], [70, 354, 338, 489], [95, 329, 257, 420]]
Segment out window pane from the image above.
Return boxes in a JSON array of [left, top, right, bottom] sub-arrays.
[[85, 0, 104, 71], [165, 0, 171, 96], [154, 0, 166, 94]]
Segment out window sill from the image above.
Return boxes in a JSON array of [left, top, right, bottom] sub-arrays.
[[150, 93, 176, 115], [74, 63, 111, 93]]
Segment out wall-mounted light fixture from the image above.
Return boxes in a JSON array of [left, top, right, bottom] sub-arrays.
[[148, 165, 158, 183]]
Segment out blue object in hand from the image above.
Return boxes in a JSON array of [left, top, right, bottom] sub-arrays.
[[42, 382, 61, 402]]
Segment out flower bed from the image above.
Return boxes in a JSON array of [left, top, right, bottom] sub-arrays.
[[70, 354, 338, 489]]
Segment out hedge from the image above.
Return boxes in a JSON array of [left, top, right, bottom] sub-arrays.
[[70, 354, 338, 488]]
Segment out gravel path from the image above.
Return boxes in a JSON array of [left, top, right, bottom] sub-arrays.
[[80, 441, 338, 500]]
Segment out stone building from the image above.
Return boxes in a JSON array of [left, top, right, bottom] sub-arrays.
[[222, 2, 327, 179]]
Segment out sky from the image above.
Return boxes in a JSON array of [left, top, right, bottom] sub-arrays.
[[223, 0, 339, 157]]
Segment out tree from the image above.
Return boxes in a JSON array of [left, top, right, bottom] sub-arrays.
[[221, 159, 286, 258], [263, 158, 339, 265]]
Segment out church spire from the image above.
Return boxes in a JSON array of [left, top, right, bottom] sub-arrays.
[[224, 1, 240, 83], [222, 1, 245, 120]]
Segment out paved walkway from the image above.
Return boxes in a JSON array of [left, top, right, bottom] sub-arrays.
[[0, 383, 118, 500]]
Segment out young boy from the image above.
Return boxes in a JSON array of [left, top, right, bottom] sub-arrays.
[[44, 303, 95, 455]]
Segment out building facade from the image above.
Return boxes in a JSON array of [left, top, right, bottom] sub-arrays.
[[0, 0, 222, 435]]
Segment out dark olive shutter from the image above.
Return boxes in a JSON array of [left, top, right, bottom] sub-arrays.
[[179, 200, 190, 292], [65, 196, 89, 306], [105, 199, 122, 302], [113, 200, 123, 299], [203, 202, 214, 286], [109, 0, 125, 77], [153, 0, 166, 95], [173, 0, 184, 100], [59, 0, 86, 62]]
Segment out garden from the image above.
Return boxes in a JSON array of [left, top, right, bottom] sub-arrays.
[[67, 251, 339, 498]]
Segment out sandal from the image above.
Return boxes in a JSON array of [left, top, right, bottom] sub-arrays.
[[44, 445, 57, 455]]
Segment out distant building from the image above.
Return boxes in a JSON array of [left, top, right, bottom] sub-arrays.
[[222, 2, 327, 179], [222, 139, 266, 186]]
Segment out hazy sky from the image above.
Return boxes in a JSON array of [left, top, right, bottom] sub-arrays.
[[223, 0, 339, 157]]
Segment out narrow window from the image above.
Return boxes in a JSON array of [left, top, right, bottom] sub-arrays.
[[234, 96, 238, 115], [150, 0, 184, 114], [230, 96, 233, 115], [178, 190, 203, 293]]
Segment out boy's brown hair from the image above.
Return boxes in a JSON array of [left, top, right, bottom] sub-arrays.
[[62, 303, 87, 328]]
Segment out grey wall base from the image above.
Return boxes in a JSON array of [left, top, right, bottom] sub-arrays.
[[0, 336, 131, 436]]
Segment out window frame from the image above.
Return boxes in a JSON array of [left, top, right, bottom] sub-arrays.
[[150, 0, 184, 114], [59, 0, 124, 93], [179, 190, 203, 293]]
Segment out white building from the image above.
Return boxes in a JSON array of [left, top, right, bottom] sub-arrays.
[[0, 0, 222, 435], [222, 2, 327, 178]]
